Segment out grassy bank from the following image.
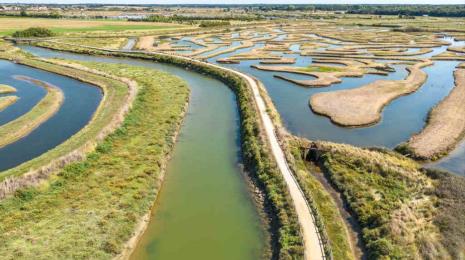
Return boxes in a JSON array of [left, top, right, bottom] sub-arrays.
[[0, 44, 131, 198], [0, 96, 18, 111], [303, 140, 465, 259], [0, 84, 16, 94], [28, 40, 306, 258], [0, 76, 64, 148], [0, 61, 189, 258], [286, 137, 354, 260], [401, 67, 465, 160], [255, 80, 344, 259]]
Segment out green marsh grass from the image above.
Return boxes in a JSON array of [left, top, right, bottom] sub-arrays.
[[0, 62, 189, 258]]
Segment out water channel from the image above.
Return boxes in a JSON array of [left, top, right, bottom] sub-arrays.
[[19, 45, 265, 259], [0, 60, 101, 171]]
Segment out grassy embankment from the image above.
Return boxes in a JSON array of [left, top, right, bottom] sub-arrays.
[[399, 67, 465, 160], [29, 39, 306, 258], [302, 140, 465, 259], [0, 84, 17, 94], [0, 96, 18, 111], [0, 76, 64, 148], [256, 80, 352, 259], [0, 61, 189, 258], [0, 44, 131, 198], [54, 37, 129, 49], [286, 138, 355, 260], [0, 84, 18, 111]]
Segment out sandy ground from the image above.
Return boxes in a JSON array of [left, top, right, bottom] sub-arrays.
[[406, 67, 465, 159], [309, 60, 432, 126]]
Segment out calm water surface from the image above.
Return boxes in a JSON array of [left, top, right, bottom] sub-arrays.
[[20, 45, 265, 259], [205, 36, 465, 174], [0, 60, 101, 171]]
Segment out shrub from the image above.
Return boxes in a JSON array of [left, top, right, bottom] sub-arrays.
[[199, 21, 230, 27], [12, 27, 55, 38]]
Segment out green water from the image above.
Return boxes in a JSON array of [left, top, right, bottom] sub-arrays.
[[18, 46, 265, 260], [127, 67, 264, 259]]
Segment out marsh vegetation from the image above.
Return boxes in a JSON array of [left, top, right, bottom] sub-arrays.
[[1, 8, 465, 260]]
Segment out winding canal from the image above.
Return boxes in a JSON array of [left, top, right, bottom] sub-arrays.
[[19, 45, 265, 259], [14, 29, 465, 258]]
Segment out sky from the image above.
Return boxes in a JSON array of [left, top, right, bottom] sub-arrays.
[[0, 0, 464, 4]]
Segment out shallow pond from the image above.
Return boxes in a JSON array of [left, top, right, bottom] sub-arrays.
[[205, 37, 460, 148], [205, 34, 465, 174], [20, 45, 265, 260]]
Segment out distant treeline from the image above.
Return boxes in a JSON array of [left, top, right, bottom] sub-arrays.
[[130, 14, 258, 24], [254, 4, 465, 17], [343, 5, 465, 17], [0, 10, 62, 18], [2, 4, 464, 18], [199, 21, 230, 27]]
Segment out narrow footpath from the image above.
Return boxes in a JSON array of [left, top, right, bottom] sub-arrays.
[[18, 39, 326, 260], [209, 62, 326, 260]]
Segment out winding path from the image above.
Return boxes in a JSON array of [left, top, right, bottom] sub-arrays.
[[17, 39, 326, 260], [177, 53, 326, 260], [227, 65, 326, 260]]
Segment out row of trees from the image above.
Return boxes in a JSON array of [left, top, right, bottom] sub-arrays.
[[345, 5, 465, 17], [253, 4, 465, 17], [132, 14, 260, 24]]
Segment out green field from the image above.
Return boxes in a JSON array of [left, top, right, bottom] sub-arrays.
[[0, 17, 187, 36]]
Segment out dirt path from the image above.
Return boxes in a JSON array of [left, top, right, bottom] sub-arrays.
[[140, 49, 326, 259], [22, 40, 326, 260], [200, 60, 326, 260]]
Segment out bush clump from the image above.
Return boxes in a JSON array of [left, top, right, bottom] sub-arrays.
[[12, 27, 55, 38], [199, 21, 230, 27]]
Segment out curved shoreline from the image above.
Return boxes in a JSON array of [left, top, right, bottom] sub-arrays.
[[19, 40, 329, 259], [0, 96, 18, 111], [252, 62, 389, 87], [309, 60, 432, 127], [0, 62, 190, 259], [115, 101, 189, 260], [0, 84, 17, 94], [0, 57, 136, 199], [403, 66, 465, 160], [0, 75, 63, 149]]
